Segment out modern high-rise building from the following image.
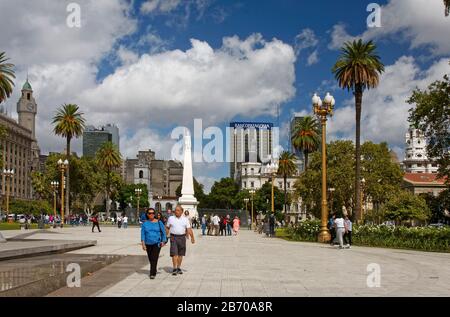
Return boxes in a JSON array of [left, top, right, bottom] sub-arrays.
[[82, 124, 119, 158], [229, 122, 273, 179], [403, 128, 439, 174], [103, 124, 120, 150]]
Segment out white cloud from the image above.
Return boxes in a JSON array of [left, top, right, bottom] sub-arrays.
[[120, 128, 176, 160], [79, 34, 296, 129], [294, 28, 319, 66], [0, 0, 136, 67], [328, 56, 450, 157], [329, 0, 450, 55], [307, 50, 319, 66], [328, 23, 356, 50], [141, 0, 181, 14], [294, 28, 318, 56]]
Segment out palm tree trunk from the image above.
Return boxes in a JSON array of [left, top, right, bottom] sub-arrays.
[[66, 137, 71, 216], [283, 175, 288, 215], [354, 85, 363, 223], [304, 151, 309, 171], [106, 170, 111, 219]]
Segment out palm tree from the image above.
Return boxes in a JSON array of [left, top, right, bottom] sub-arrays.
[[0, 52, 15, 104], [52, 104, 86, 216], [291, 116, 320, 171], [332, 39, 384, 222], [96, 141, 122, 219], [277, 151, 297, 216], [445, 0, 450, 16]]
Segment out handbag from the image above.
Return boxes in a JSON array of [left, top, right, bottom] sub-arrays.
[[158, 221, 168, 244]]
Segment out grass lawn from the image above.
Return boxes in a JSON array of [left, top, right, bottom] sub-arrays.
[[0, 222, 51, 230]]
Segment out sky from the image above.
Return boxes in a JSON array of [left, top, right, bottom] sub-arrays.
[[1, 0, 449, 193]]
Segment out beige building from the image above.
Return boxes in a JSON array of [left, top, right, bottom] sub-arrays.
[[123, 149, 183, 211], [403, 173, 447, 196], [0, 79, 40, 200]]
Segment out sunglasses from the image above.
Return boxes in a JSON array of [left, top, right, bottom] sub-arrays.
[[147, 212, 155, 215]]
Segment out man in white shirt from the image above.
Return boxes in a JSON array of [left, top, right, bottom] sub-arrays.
[[123, 215, 128, 229], [166, 205, 195, 275], [212, 214, 220, 236]]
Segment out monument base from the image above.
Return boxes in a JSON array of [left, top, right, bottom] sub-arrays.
[[178, 195, 199, 220]]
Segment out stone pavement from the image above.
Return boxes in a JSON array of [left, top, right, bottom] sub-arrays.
[[2, 226, 450, 296]]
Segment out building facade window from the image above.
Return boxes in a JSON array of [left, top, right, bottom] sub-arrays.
[[139, 170, 144, 178]]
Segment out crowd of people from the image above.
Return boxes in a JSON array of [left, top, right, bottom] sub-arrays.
[[199, 214, 241, 236], [328, 213, 353, 249]]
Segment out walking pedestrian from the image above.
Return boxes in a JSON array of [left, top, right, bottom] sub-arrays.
[[117, 214, 122, 229], [344, 215, 352, 248], [226, 215, 232, 236], [166, 205, 195, 276], [201, 214, 207, 236], [328, 214, 336, 245], [91, 213, 101, 233], [269, 212, 275, 237], [206, 215, 212, 235], [141, 208, 167, 279], [212, 214, 220, 236], [123, 214, 128, 229], [334, 213, 346, 249], [219, 216, 226, 236], [232, 216, 240, 235]]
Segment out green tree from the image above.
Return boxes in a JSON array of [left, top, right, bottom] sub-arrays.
[[0, 52, 15, 103], [408, 74, 450, 184], [10, 199, 52, 216], [361, 141, 404, 222], [332, 39, 385, 222], [253, 181, 286, 214], [31, 171, 52, 201], [291, 116, 320, 171], [277, 151, 297, 214], [383, 190, 431, 225], [118, 183, 149, 212], [205, 177, 239, 209], [295, 140, 403, 221], [95, 141, 122, 219], [52, 104, 86, 215]]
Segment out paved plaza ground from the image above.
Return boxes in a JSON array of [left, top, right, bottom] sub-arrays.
[[2, 226, 450, 297]]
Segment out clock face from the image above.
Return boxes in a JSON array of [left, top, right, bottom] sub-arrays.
[[26, 103, 34, 111]]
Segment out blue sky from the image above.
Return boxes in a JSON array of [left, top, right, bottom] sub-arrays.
[[1, 0, 450, 192]]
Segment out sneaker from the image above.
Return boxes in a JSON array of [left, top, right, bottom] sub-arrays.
[[177, 268, 183, 275], [150, 275, 155, 279], [172, 269, 178, 276]]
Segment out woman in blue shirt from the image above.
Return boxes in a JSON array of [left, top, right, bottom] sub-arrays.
[[141, 208, 167, 279]]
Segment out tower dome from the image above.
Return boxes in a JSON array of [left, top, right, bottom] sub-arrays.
[[22, 79, 32, 91]]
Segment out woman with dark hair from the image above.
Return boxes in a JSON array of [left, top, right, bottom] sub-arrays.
[[141, 208, 167, 279]]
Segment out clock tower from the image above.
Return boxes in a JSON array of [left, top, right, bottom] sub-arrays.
[[17, 78, 37, 139]]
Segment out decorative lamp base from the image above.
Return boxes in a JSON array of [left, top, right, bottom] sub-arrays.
[[317, 229, 331, 243]]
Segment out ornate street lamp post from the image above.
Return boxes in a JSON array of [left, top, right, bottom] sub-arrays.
[[51, 181, 59, 228], [313, 92, 335, 243], [249, 189, 255, 230], [265, 160, 279, 213], [243, 197, 249, 228], [57, 159, 69, 228], [135, 188, 142, 215], [3, 169, 14, 214]]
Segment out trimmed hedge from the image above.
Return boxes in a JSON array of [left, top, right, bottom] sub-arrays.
[[285, 220, 450, 252]]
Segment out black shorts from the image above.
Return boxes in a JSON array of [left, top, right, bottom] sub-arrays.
[[170, 234, 187, 257]]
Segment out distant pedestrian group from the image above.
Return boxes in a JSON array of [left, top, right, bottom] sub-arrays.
[[328, 213, 352, 249], [201, 214, 240, 236]]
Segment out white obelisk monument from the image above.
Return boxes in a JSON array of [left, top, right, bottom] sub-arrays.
[[178, 129, 199, 219]]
